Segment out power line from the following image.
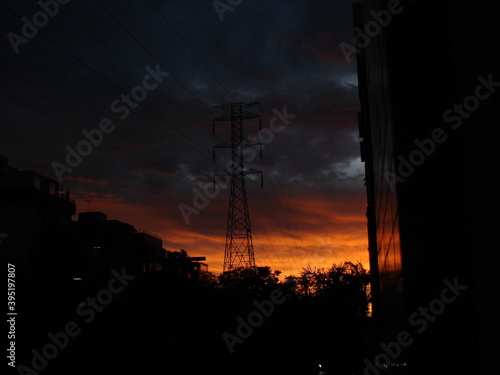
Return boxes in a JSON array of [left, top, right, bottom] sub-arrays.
[[94, 0, 217, 118], [0, 4, 212, 159], [0, 2, 240, 217], [256, 100, 314, 266], [259, 146, 311, 266], [249, 206, 288, 272], [187, 0, 256, 100], [54, 7, 238, 169], [184, 2, 310, 270], [149, 0, 235, 102], [0, 88, 197, 184], [58, 7, 215, 135], [184, 1, 310, 269], [2, 1, 313, 272], [259, 180, 300, 270]]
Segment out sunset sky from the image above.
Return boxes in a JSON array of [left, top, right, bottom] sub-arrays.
[[0, 0, 367, 277]]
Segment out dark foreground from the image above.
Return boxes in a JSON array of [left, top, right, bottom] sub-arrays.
[[10, 273, 372, 375]]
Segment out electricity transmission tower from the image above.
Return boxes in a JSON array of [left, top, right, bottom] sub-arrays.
[[213, 102, 262, 273]]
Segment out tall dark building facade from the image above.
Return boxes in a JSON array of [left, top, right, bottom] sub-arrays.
[[355, 1, 499, 374]]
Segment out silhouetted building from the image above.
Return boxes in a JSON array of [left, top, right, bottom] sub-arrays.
[[0, 155, 75, 280], [0, 155, 167, 284], [188, 256, 209, 278], [161, 250, 209, 281], [73, 212, 163, 281], [355, 1, 498, 374]]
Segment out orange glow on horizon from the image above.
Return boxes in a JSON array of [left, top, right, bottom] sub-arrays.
[[72, 188, 369, 277]]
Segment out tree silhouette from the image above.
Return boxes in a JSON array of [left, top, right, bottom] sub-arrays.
[[218, 266, 281, 292], [300, 261, 370, 316]]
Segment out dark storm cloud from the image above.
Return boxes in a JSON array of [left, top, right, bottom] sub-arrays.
[[0, 0, 366, 275]]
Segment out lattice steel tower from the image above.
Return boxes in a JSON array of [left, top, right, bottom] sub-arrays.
[[213, 102, 262, 273]]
